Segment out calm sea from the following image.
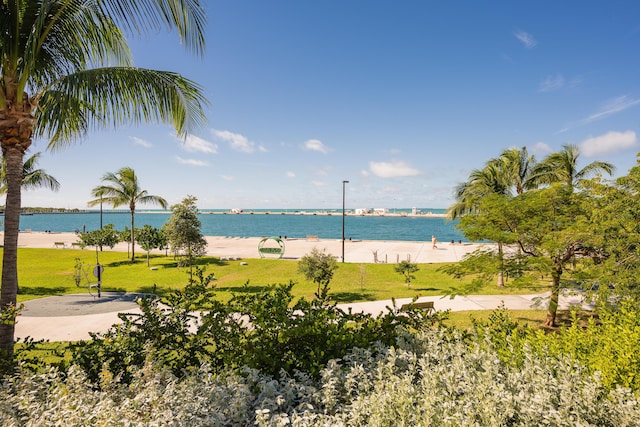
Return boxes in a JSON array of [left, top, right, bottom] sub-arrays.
[[10, 208, 467, 243]]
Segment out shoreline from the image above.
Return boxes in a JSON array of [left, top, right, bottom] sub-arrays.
[[9, 231, 483, 264]]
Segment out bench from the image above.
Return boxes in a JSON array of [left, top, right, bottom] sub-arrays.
[[53, 242, 66, 248], [400, 301, 435, 313], [71, 242, 82, 248], [306, 235, 319, 241]]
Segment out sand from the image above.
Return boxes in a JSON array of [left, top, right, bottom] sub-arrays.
[[9, 231, 486, 264]]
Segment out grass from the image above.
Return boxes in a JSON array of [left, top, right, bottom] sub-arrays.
[[7, 248, 550, 303]]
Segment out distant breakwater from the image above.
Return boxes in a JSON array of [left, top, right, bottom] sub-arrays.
[[11, 209, 466, 243]]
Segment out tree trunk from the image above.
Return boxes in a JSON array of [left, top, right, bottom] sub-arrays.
[[496, 242, 504, 287], [0, 147, 26, 358], [0, 90, 33, 359], [543, 268, 561, 327], [130, 209, 135, 263]]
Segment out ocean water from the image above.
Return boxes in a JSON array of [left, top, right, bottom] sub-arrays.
[[11, 208, 467, 243]]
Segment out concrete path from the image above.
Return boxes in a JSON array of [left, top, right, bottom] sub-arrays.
[[15, 290, 593, 342]]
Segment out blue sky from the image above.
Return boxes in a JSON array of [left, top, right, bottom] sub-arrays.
[[21, 1, 640, 209]]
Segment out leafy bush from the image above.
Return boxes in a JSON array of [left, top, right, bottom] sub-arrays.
[[71, 269, 440, 384], [472, 299, 640, 392], [2, 328, 639, 426]]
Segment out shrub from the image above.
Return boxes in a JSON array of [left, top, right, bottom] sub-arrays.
[[2, 328, 639, 426]]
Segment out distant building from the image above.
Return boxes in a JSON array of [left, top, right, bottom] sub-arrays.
[[373, 208, 389, 215], [354, 208, 373, 215]]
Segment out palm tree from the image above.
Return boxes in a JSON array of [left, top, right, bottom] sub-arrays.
[[0, 1, 207, 357], [0, 152, 60, 195], [89, 167, 167, 263], [447, 163, 510, 219], [490, 146, 537, 195], [448, 147, 537, 286], [529, 144, 615, 190]]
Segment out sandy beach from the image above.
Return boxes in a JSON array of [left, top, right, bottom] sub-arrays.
[[10, 230, 485, 264]]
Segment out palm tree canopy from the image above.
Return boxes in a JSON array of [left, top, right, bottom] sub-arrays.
[[491, 146, 537, 194], [88, 167, 167, 210], [0, 152, 60, 194], [529, 144, 615, 189], [0, 0, 206, 356], [0, 0, 208, 149]]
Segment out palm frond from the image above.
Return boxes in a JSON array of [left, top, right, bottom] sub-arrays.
[[35, 67, 208, 148]]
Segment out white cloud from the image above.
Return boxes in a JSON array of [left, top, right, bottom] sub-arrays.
[[286, 171, 296, 178], [514, 30, 537, 48], [360, 170, 370, 177], [532, 141, 553, 155], [580, 130, 638, 157], [221, 175, 235, 181], [176, 156, 209, 166], [311, 180, 326, 187], [211, 129, 257, 153], [369, 160, 420, 178], [302, 139, 330, 154], [539, 74, 565, 92], [130, 136, 152, 148], [559, 95, 640, 132], [182, 134, 218, 154], [587, 96, 640, 122]]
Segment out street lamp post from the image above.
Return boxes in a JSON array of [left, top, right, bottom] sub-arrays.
[[342, 180, 349, 263]]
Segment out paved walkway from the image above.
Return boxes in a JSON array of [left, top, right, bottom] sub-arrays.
[[15, 290, 593, 342]]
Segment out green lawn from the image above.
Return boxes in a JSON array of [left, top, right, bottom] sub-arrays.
[[6, 248, 550, 303]]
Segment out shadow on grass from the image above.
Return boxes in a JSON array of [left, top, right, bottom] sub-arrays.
[[18, 286, 67, 296], [413, 287, 441, 292], [101, 256, 229, 269], [330, 291, 375, 303], [216, 285, 269, 294]]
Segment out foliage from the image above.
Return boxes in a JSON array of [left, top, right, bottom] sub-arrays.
[[78, 224, 121, 252], [0, 152, 60, 195], [0, 0, 207, 361], [2, 327, 639, 426], [162, 196, 207, 267], [135, 225, 168, 267], [70, 274, 439, 384], [445, 186, 600, 326], [88, 167, 167, 263], [394, 260, 419, 288], [297, 247, 338, 295]]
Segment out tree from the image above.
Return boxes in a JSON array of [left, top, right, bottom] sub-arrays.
[[136, 225, 168, 267], [298, 247, 338, 295], [395, 260, 419, 288], [448, 147, 537, 286], [162, 196, 207, 267], [88, 167, 167, 263], [447, 147, 536, 219], [0, 152, 59, 195], [445, 185, 601, 327], [581, 156, 640, 301], [78, 224, 121, 266], [0, 1, 207, 358], [529, 144, 614, 191]]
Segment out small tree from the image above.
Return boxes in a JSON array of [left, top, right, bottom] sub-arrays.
[[298, 247, 338, 296], [78, 224, 121, 265], [136, 225, 167, 267], [395, 260, 419, 288], [162, 196, 207, 267]]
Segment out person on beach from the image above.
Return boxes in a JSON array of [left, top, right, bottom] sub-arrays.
[[432, 235, 437, 249]]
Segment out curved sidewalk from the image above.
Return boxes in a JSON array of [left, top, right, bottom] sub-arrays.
[[15, 291, 593, 342]]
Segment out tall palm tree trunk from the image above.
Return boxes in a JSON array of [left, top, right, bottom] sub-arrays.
[[130, 210, 136, 263], [0, 147, 26, 357]]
